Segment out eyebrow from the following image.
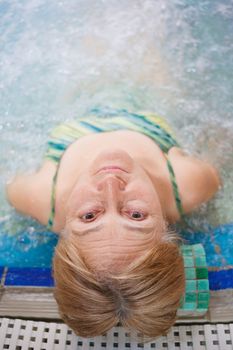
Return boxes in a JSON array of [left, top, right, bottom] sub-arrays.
[[73, 223, 154, 236]]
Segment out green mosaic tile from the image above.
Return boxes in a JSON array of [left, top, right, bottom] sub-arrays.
[[184, 256, 194, 268], [197, 301, 209, 309], [196, 308, 208, 313], [185, 280, 196, 292], [181, 246, 193, 252], [196, 267, 208, 279], [182, 302, 197, 310], [193, 244, 205, 256], [197, 293, 210, 302], [195, 256, 206, 267], [181, 246, 193, 256], [179, 244, 209, 315], [185, 293, 197, 303], [197, 280, 209, 291], [185, 267, 196, 279]]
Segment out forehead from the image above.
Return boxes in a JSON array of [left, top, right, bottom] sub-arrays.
[[77, 226, 164, 273], [70, 221, 165, 252], [75, 222, 156, 236]]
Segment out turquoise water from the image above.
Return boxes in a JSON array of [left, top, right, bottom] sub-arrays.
[[0, 0, 233, 267]]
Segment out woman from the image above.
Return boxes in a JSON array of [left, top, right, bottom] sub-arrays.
[[6, 108, 220, 340]]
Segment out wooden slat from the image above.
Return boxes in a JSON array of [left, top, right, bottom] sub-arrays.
[[204, 324, 218, 350], [9, 319, 21, 350], [179, 325, 190, 350], [167, 326, 178, 350], [230, 324, 233, 346], [217, 324, 232, 350], [69, 331, 78, 349], [44, 322, 56, 350], [21, 320, 33, 350], [192, 325, 205, 350], [105, 327, 115, 350], [56, 323, 69, 350], [0, 318, 10, 350], [32, 321, 45, 350]]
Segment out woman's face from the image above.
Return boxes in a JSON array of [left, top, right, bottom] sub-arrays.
[[65, 149, 165, 270]]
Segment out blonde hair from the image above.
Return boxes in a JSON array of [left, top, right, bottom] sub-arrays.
[[53, 231, 185, 342]]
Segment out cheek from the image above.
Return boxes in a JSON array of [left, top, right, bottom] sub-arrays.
[[66, 185, 88, 215], [137, 185, 160, 205], [144, 191, 163, 218]]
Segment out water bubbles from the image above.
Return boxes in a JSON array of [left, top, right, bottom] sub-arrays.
[[0, 215, 10, 224], [18, 235, 30, 245], [28, 226, 35, 234], [16, 233, 32, 252], [186, 66, 196, 73], [215, 3, 233, 19], [161, 4, 166, 11]]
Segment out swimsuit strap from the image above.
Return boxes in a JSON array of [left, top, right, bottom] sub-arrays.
[[47, 166, 59, 230], [165, 155, 185, 218]]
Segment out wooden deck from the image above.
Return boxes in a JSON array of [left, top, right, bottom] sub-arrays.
[[0, 287, 232, 323]]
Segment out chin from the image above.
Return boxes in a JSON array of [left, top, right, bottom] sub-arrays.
[[91, 149, 134, 174]]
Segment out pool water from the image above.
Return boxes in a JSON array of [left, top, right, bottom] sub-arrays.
[[0, 0, 233, 268]]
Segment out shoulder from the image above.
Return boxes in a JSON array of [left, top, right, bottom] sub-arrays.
[[168, 147, 221, 218], [6, 161, 55, 225]]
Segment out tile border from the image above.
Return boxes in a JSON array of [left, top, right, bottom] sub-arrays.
[[0, 266, 233, 290], [1, 267, 54, 287]]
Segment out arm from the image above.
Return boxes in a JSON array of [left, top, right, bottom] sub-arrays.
[[184, 161, 221, 214], [6, 174, 38, 217], [169, 148, 222, 217], [6, 161, 62, 231]]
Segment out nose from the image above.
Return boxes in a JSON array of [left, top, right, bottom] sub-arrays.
[[96, 175, 126, 194]]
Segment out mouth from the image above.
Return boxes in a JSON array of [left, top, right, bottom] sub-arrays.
[[91, 149, 134, 175], [97, 166, 128, 174]]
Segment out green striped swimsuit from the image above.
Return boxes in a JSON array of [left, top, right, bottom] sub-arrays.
[[44, 108, 185, 230]]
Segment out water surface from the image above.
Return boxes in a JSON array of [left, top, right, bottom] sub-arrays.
[[0, 0, 232, 267]]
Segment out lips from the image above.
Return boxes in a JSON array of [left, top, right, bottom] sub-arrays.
[[97, 166, 128, 173], [91, 150, 134, 175]]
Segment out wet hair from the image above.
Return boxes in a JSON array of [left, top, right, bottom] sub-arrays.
[[53, 229, 185, 342]]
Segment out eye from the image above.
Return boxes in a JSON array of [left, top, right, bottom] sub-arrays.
[[80, 212, 98, 222], [128, 210, 146, 220]]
